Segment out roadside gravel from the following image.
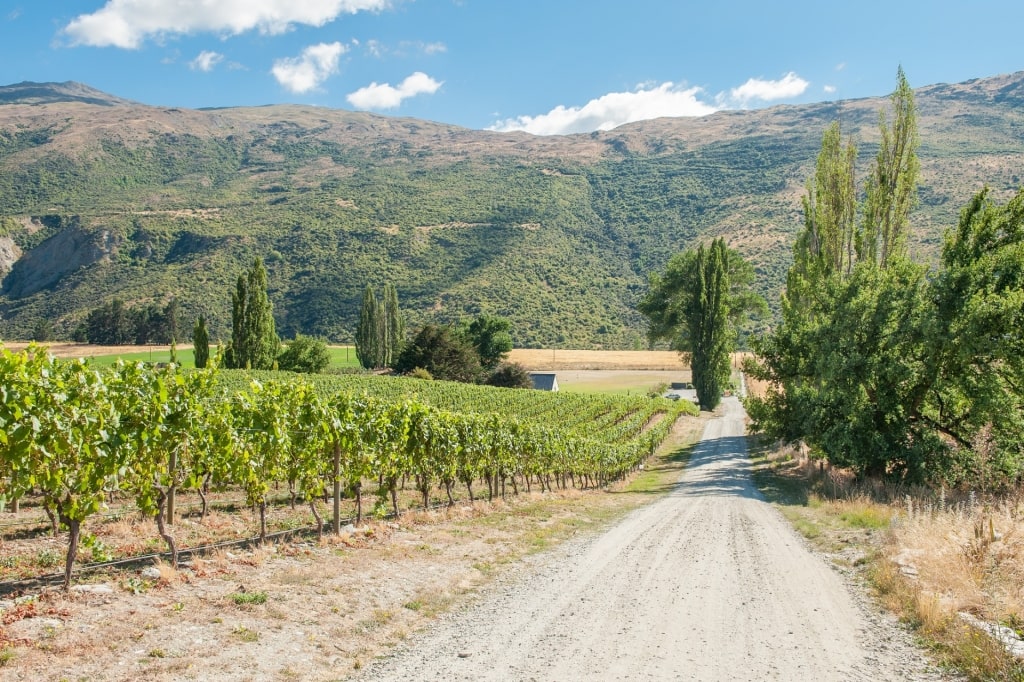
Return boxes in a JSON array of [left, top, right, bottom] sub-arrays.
[[357, 398, 957, 681]]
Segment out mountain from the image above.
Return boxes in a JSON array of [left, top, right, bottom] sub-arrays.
[[0, 74, 1022, 348]]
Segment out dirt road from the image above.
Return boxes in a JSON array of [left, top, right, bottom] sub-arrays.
[[358, 398, 950, 681]]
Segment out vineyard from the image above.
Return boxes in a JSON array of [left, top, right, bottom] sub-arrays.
[[0, 345, 695, 590]]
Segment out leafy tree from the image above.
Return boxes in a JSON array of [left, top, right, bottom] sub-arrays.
[[640, 238, 764, 410], [382, 283, 404, 367], [393, 324, 483, 383], [277, 334, 331, 373], [463, 314, 513, 371], [486, 362, 532, 388], [193, 315, 210, 368], [225, 258, 279, 370], [743, 70, 1024, 485], [925, 188, 1024, 486], [84, 298, 133, 345], [859, 66, 919, 267], [355, 285, 384, 369], [31, 318, 53, 342]]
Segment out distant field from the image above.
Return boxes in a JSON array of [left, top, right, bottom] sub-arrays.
[[553, 370, 691, 396], [0, 342, 362, 369], [1, 344, 757, 396], [509, 349, 689, 371]]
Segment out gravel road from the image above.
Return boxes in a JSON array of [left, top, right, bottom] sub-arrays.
[[357, 397, 953, 681]]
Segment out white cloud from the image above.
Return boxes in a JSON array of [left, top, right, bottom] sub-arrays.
[[490, 82, 718, 136], [63, 0, 391, 49], [363, 39, 447, 58], [823, 84, 837, 94], [346, 71, 442, 109], [835, 62, 847, 71], [728, 72, 809, 106], [190, 50, 224, 72], [271, 42, 347, 94]]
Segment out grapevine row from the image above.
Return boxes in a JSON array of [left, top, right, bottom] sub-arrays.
[[0, 346, 692, 589]]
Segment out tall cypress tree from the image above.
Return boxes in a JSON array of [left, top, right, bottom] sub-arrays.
[[226, 258, 279, 370], [193, 315, 210, 369], [382, 283, 404, 367], [355, 285, 383, 369], [640, 238, 763, 411]]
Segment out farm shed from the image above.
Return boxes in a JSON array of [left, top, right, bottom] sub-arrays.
[[530, 372, 559, 391]]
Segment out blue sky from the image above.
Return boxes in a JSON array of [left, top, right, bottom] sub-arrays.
[[3, 1, 1023, 135]]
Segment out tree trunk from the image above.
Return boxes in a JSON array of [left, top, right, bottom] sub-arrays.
[[419, 477, 429, 509], [155, 491, 178, 568], [44, 503, 59, 536], [198, 475, 210, 521], [166, 447, 177, 525], [390, 482, 400, 517], [259, 500, 268, 545], [62, 516, 81, 591], [310, 499, 324, 542], [444, 480, 454, 507], [332, 442, 342, 535], [354, 481, 363, 526]]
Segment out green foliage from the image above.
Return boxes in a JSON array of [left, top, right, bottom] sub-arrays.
[[409, 367, 433, 381], [462, 314, 513, 371], [230, 590, 268, 606], [393, 324, 483, 383], [640, 239, 765, 410], [355, 285, 384, 370], [193, 316, 210, 369], [859, 67, 920, 266], [749, 70, 1023, 487], [383, 283, 404, 367], [485, 362, 532, 389], [225, 258, 279, 370], [277, 334, 330, 373], [0, 75, 1014, 347], [81, 297, 180, 345]]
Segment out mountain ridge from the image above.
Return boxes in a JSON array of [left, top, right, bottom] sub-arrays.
[[0, 72, 1021, 347]]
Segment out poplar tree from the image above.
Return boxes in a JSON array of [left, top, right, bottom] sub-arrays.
[[859, 66, 919, 267], [640, 238, 763, 410], [355, 285, 383, 369], [225, 258, 279, 370], [382, 283, 404, 367], [193, 316, 210, 369]]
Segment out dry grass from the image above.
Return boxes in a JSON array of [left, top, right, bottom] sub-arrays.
[[750, 439, 1024, 679], [892, 495, 1024, 625], [0, 415, 707, 682], [508, 349, 689, 371]]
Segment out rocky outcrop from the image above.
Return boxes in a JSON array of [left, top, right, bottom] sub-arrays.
[[2, 223, 120, 298], [0, 236, 21, 279]]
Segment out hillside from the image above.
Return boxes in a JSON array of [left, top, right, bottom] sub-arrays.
[[0, 73, 1022, 347]]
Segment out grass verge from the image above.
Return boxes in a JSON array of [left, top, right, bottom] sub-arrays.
[[747, 435, 1024, 681]]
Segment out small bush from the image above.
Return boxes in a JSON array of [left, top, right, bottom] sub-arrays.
[[277, 334, 330, 373], [409, 367, 433, 381], [230, 590, 268, 606], [486, 362, 532, 388]]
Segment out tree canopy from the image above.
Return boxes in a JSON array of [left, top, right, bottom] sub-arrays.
[[224, 258, 279, 370], [640, 238, 764, 410], [747, 69, 1024, 487]]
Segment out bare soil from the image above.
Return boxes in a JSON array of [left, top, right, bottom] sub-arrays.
[[0, 418, 709, 681]]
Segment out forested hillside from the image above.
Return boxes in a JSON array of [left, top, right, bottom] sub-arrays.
[[0, 74, 1021, 347]]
